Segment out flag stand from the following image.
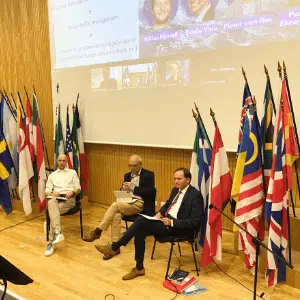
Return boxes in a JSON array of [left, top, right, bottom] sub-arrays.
[[209, 204, 293, 300]]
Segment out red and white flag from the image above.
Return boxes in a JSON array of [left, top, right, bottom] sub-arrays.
[[18, 105, 34, 215], [26, 97, 35, 163], [32, 93, 47, 211], [202, 125, 232, 267]]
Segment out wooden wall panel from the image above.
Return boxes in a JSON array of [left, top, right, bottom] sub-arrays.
[[1, 0, 300, 233]]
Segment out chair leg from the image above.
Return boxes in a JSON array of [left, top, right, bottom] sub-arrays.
[[191, 242, 199, 276], [165, 242, 174, 279], [46, 210, 50, 242], [125, 221, 128, 230], [151, 239, 157, 260], [80, 208, 83, 238], [177, 242, 182, 256]]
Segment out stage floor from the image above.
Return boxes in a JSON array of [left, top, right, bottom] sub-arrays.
[[1, 204, 300, 300]]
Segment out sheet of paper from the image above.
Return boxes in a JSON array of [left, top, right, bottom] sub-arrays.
[[138, 214, 161, 221], [114, 191, 134, 203], [46, 196, 68, 201]]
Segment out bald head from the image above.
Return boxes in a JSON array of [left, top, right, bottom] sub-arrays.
[[128, 155, 142, 174], [57, 154, 68, 170]]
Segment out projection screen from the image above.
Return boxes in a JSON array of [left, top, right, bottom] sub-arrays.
[[48, 0, 300, 150]]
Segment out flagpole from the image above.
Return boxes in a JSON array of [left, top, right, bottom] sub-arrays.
[[10, 93, 18, 116], [194, 102, 212, 149], [32, 87, 51, 173], [17, 92, 26, 117], [264, 65, 276, 115], [2, 89, 16, 120], [283, 62, 299, 219]]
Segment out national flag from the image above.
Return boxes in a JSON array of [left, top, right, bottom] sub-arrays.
[[265, 103, 288, 287], [232, 110, 264, 271], [26, 97, 35, 163], [54, 105, 64, 167], [237, 83, 253, 156], [1, 97, 18, 189], [32, 93, 47, 212], [281, 79, 299, 190], [72, 106, 81, 191], [0, 129, 13, 214], [74, 103, 87, 192], [190, 117, 212, 247], [18, 104, 34, 215], [202, 124, 232, 267], [65, 106, 73, 169], [261, 80, 274, 191]]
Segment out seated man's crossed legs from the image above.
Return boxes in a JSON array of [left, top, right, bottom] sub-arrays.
[[45, 197, 75, 256], [82, 201, 143, 259]]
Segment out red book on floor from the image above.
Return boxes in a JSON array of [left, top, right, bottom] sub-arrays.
[[163, 275, 197, 293]]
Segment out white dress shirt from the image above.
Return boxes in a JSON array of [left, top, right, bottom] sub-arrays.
[[45, 168, 81, 195], [168, 185, 189, 219]]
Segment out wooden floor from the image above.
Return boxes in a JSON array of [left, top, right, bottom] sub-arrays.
[[1, 204, 300, 300]]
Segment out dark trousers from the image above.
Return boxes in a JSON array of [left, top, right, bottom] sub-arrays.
[[117, 216, 193, 263]]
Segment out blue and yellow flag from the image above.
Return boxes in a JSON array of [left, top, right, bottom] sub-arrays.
[[0, 129, 13, 214]]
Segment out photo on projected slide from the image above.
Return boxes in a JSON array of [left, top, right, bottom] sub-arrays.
[[159, 59, 190, 86], [122, 63, 158, 88], [91, 67, 122, 91], [139, 0, 300, 59]]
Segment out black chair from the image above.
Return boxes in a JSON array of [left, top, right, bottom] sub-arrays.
[[46, 194, 83, 241], [122, 188, 157, 230], [151, 229, 200, 279]]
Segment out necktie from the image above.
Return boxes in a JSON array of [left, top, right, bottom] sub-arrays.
[[165, 191, 181, 215]]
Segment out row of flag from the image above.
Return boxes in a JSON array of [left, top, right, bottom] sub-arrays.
[[0, 90, 88, 216], [54, 101, 88, 195], [0, 91, 46, 215], [190, 63, 299, 287]]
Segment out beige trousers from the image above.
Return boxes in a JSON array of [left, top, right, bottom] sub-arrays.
[[99, 200, 143, 242], [47, 197, 75, 240]]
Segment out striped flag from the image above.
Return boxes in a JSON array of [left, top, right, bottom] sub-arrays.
[[190, 117, 212, 247], [232, 109, 264, 271], [202, 124, 232, 267], [265, 102, 288, 287], [261, 80, 274, 191], [65, 106, 73, 169]]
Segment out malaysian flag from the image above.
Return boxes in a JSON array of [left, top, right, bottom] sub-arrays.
[[265, 102, 288, 287], [190, 115, 212, 247], [65, 106, 73, 169], [232, 108, 264, 271], [202, 123, 232, 267]]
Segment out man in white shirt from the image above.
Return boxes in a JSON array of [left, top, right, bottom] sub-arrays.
[[96, 168, 203, 280], [44, 154, 81, 257]]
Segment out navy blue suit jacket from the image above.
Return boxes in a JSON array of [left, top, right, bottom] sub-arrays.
[[124, 168, 156, 216]]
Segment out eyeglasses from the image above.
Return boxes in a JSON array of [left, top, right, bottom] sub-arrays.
[[128, 163, 140, 168]]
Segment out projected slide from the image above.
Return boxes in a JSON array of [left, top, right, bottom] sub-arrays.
[[90, 59, 190, 90], [49, 0, 300, 69]]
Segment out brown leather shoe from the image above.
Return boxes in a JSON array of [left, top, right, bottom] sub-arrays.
[[122, 268, 145, 280], [95, 244, 117, 256], [103, 248, 121, 260], [82, 229, 101, 242]]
